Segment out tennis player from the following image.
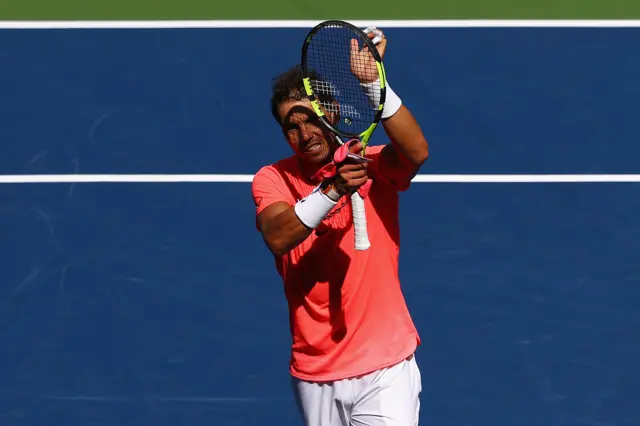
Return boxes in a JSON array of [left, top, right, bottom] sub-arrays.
[[252, 27, 429, 426]]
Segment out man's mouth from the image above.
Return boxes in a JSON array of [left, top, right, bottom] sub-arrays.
[[303, 139, 324, 154]]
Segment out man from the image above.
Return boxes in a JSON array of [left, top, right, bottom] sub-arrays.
[[252, 28, 429, 426]]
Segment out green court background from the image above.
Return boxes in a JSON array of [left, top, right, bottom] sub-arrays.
[[1, 0, 639, 20]]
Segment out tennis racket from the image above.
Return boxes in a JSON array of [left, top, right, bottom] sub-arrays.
[[301, 20, 387, 251]]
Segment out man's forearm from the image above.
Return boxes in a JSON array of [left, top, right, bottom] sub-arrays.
[[259, 185, 339, 256], [261, 205, 314, 256]]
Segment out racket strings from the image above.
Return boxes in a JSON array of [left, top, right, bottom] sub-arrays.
[[306, 25, 379, 136]]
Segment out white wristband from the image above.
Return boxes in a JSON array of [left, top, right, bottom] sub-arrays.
[[294, 186, 338, 229], [360, 79, 403, 119], [381, 83, 402, 119], [360, 80, 383, 109]]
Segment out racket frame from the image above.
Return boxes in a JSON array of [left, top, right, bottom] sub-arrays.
[[300, 20, 388, 251], [300, 19, 387, 150]]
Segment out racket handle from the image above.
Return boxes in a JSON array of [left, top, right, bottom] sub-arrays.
[[351, 192, 371, 251]]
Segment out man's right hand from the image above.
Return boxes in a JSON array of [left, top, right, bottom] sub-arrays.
[[330, 141, 369, 197]]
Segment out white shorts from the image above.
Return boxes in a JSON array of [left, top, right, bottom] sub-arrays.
[[291, 354, 422, 426]]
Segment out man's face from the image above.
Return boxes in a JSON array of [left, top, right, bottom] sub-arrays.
[[277, 99, 337, 165]]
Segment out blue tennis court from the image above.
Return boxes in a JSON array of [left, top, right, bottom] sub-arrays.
[[1, 25, 639, 426]]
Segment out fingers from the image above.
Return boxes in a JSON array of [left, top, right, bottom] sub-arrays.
[[340, 162, 368, 173], [350, 38, 359, 54], [363, 26, 385, 46], [333, 162, 369, 195], [347, 175, 369, 188], [340, 164, 368, 185], [331, 141, 369, 195], [362, 26, 387, 60], [355, 27, 386, 53], [336, 175, 369, 193], [348, 140, 364, 154]]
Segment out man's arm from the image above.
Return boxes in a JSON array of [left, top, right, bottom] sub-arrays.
[[257, 202, 314, 257], [356, 27, 429, 189], [379, 103, 429, 185], [253, 149, 369, 257], [253, 167, 314, 257]]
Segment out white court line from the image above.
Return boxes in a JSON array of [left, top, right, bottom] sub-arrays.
[[1, 174, 640, 184], [1, 20, 640, 29]]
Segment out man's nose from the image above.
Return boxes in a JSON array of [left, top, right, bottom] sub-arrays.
[[300, 123, 315, 141]]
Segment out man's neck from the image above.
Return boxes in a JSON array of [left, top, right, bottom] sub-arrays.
[[298, 157, 332, 184]]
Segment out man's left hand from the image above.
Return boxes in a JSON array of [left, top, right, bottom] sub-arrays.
[[350, 27, 387, 84]]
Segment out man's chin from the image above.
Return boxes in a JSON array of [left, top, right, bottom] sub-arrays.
[[306, 151, 332, 165], [299, 146, 332, 164]]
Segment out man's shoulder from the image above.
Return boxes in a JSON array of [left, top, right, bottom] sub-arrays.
[[254, 155, 297, 178], [251, 155, 301, 214], [364, 143, 389, 168], [252, 155, 303, 197]]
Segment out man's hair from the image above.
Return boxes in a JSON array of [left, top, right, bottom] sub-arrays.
[[270, 65, 308, 124], [270, 65, 334, 124]]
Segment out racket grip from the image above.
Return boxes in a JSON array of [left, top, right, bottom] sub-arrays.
[[351, 192, 371, 251]]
